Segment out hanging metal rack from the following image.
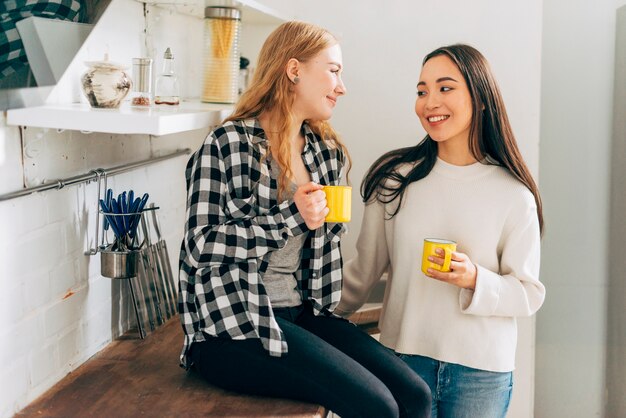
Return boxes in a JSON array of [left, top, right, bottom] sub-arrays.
[[0, 148, 191, 202]]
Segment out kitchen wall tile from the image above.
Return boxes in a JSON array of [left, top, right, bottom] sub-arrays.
[[43, 290, 85, 339], [0, 193, 47, 243], [12, 224, 63, 278], [22, 267, 52, 314], [57, 327, 81, 369], [0, 314, 39, 366], [0, 282, 24, 329], [0, 358, 29, 417], [29, 342, 58, 389], [49, 259, 77, 299]]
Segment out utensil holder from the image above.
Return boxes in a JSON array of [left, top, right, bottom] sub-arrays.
[[101, 248, 139, 279], [100, 209, 145, 252]]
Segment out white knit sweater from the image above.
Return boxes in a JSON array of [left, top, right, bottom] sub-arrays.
[[336, 158, 545, 372]]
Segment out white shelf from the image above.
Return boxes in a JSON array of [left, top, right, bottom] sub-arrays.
[[138, 0, 289, 23], [6, 101, 233, 136]]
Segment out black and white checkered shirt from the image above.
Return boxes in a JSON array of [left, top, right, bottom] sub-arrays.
[[178, 119, 347, 368]]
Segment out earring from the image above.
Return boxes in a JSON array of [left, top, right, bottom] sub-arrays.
[[293, 76, 300, 84]]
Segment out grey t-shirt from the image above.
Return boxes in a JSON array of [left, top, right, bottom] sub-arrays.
[[264, 162, 306, 307]]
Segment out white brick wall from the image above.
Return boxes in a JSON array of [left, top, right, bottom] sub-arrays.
[[0, 359, 29, 416], [0, 106, 208, 418], [0, 122, 202, 417], [0, 0, 225, 415]]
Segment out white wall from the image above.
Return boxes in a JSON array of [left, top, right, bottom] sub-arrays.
[[608, 6, 626, 417], [536, 0, 626, 416], [294, 2, 542, 417]]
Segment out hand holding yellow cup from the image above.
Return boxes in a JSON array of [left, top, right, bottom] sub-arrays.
[[421, 238, 457, 274], [323, 185, 351, 223]]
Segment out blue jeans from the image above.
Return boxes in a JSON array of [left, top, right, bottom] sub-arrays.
[[397, 353, 512, 418]]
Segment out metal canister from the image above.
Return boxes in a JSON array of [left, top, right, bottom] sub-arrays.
[[131, 58, 153, 106], [202, 7, 241, 104], [101, 250, 139, 279]]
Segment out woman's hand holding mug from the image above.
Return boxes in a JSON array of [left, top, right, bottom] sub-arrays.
[[422, 239, 477, 290], [294, 182, 329, 230]]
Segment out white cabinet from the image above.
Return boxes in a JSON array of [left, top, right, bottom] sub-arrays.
[[6, 0, 288, 136]]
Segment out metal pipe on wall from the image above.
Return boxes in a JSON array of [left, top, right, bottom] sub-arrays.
[[0, 148, 191, 202]]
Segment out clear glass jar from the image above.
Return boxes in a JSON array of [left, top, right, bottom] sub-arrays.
[[202, 7, 241, 104], [155, 47, 180, 106], [131, 58, 153, 107]]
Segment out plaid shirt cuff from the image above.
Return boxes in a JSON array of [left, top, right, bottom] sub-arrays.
[[276, 200, 309, 237]]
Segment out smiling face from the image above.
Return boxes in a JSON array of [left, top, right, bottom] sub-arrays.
[[415, 55, 473, 150], [291, 43, 346, 121]]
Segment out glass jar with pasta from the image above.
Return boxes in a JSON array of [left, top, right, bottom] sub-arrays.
[[202, 7, 241, 104]]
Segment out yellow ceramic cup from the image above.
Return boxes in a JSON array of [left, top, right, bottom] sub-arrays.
[[421, 238, 457, 274], [323, 185, 352, 223]]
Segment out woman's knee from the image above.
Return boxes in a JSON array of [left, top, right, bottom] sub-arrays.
[[367, 390, 400, 418], [411, 383, 432, 418]]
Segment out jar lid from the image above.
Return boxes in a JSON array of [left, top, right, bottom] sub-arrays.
[[204, 6, 240, 20], [85, 53, 127, 70], [132, 58, 153, 65]]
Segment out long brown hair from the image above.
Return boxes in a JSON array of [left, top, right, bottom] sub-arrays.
[[362, 44, 543, 233], [226, 21, 351, 197]]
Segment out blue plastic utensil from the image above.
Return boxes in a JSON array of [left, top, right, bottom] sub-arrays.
[[110, 198, 125, 239], [128, 197, 142, 240], [100, 198, 122, 239], [128, 190, 135, 211], [129, 193, 149, 240], [103, 188, 113, 231], [120, 191, 129, 232], [126, 190, 134, 233]]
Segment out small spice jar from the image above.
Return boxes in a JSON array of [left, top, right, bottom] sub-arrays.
[[202, 7, 241, 104], [131, 58, 153, 107]]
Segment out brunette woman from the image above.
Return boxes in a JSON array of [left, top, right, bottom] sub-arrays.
[[336, 44, 545, 418]]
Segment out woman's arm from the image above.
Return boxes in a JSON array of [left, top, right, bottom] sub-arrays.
[[335, 198, 391, 316], [459, 191, 545, 317], [182, 134, 309, 270]]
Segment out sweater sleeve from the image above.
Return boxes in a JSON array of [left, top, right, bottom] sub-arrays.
[[335, 198, 391, 317], [459, 190, 545, 317]]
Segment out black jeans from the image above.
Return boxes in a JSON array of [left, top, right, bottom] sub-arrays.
[[190, 303, 431, 418]]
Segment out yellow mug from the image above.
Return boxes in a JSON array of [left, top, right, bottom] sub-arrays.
[[323, 185, 351, 223], [421, 238, 457, 274]]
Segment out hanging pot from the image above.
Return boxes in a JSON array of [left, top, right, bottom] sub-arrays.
[[101, 248, 139, 279]]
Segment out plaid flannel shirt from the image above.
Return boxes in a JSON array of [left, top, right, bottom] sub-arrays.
[[178, 118, 347, 368]]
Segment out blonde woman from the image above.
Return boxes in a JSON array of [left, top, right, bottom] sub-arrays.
[[178, 21, 430, 418]]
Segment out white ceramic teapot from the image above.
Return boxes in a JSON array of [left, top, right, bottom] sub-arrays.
[[81, 54, 131, 108]]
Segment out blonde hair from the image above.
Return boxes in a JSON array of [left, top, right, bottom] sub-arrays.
[[225, 21, 351, 198]]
